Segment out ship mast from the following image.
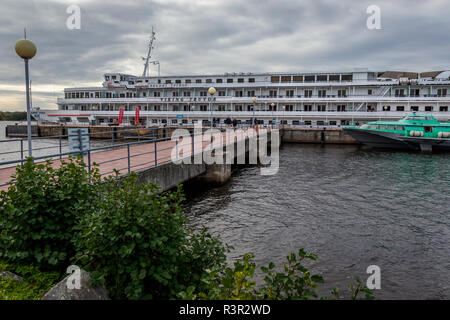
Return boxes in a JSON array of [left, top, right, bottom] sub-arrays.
[[142, 27, 156, 77]]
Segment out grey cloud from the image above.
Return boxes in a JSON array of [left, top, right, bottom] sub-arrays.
[[1, 0, 450, 111]]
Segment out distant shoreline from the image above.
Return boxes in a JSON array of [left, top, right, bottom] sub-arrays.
[[0, 111, 27, 121]]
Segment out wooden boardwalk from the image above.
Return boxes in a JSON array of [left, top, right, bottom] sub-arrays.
[[0, 128, 264, 191]]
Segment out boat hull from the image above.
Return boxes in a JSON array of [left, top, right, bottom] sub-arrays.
[[343, 128, 413, 150]]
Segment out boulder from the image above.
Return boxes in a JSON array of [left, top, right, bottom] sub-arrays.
[[0, 271, 24, 283], [42, 268, 110, 300]]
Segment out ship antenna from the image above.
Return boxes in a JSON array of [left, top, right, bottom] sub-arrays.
[[142, 27, 156, 77]]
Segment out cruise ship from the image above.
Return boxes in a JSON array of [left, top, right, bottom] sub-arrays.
[[34, 34, 450, 127]]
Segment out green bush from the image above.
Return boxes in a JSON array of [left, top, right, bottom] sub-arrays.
[[74, 173, 227, 300], [0, 157, 101, 270], [179, 249, 374, 300]]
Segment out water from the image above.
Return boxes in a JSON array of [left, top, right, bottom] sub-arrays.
[[0, 121, 109, 166], [183, 144, 450, 299]]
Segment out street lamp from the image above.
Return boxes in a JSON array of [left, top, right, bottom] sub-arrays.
[[270, 103, 275, 128], [208, 87, 216, 129], [15, 35, 36, 158], [251, 97, 257, 127], [282, 105, 286, 128]]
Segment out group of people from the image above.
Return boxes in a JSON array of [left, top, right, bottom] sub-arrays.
[[224, 117, 259, 130], [225, 116, 238, 128]]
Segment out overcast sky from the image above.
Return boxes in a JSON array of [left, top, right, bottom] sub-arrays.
[[1, 0, 450, 111]]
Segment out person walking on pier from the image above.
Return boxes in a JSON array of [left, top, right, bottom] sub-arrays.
[[232, 118, 237, 129], [225, 116, 232, 128]]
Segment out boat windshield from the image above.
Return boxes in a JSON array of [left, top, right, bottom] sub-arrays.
[[360, 124, 377, 129]]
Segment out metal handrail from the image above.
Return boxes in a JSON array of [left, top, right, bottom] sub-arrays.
[[0, 126, 263, 189]]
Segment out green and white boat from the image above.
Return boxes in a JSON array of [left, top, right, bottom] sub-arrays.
[[344, 113, 450, 152]]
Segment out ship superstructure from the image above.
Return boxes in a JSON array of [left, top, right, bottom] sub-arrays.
[[35, 33, 450, 127]]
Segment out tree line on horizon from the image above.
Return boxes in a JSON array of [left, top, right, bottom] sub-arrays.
[[0, 112, 27, 121]]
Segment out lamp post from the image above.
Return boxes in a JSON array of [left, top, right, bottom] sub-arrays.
[[270, 103, 275, 128], [208, 87, 216, 129], [282, 105, 286, 129], [15, 35, 37, 158], [251, 97, 257, 127]]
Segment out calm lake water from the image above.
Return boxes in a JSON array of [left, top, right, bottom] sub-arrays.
[[183, 143, 450, 299]]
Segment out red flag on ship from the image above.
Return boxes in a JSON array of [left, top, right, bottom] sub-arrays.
[[118, 108, 124, 124], [135, 108, 140, 125]]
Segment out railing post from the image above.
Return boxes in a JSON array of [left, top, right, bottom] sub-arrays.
[[87, 150, 91, 172], [127, 144, 131, 173], [191, 131, 194, 157], [59, 135, 62, 160], [78, 129, 84, 164], [111, 129, 115, 150], [154, 139, 157, 166], [175, 139, 178, 161], [20, 140, 24, 165]]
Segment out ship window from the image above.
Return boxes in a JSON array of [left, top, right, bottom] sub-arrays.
[[185, 79, 191, 84], [238, 78, 244, 83], [396, 106, 405, 111], [305, 121, 312, 125], [293, 76, 303, 82], [341, 75, 352, 81], [304, 75, 315, 82], [216, 79, 223, 83], [397, 126, 405, 131], [329, 75, 340, 81], [281, 76, 291, 83], [249, 78, 255, 83], [411, 106, 419, 111], [329, 121, 337, 126], [388, 125, 396, 130], [161, 119, 167, 124], [218, 91, 226, 96], [378, 125, 387, 130], [165, 80, 172, 84], [196, 79, 202, 83], [425, 106, 433, 112], [206, 79, 212, 83], [176, 80, 181, 84], [424, 126, 433, 133], [271, 76, 280, 83], [317, 75, 327, 82], [383, 106, 391, 111], [440, 106, 448, 111], [227, 79, 233, 83]]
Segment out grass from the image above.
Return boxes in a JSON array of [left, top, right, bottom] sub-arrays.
[[0, 261, 61, 300]]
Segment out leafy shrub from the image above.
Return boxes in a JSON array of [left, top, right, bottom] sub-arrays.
[[0, 261, 60, 300], [74, 173, 227, 300], [179, 249, 374, 300], [0, 157, 101, 270]]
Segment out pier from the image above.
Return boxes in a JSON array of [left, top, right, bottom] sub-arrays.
[[0, 127, 279, 191]]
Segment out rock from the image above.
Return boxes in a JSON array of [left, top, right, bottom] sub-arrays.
[[0, 271, 24, 283], [42, 268, 110, 300]]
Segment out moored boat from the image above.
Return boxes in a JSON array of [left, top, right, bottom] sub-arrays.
[[343, 113, 450, 152]]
